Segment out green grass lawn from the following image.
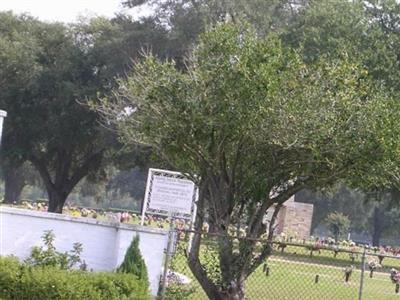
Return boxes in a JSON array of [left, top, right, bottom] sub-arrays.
[[171, 245, 400, 300], [245, 258, 398, 300]]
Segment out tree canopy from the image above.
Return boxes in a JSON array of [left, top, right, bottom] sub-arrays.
[[99, 23, 400, 299], [325, 211, 351, 242], [0, 11, 174, 212]]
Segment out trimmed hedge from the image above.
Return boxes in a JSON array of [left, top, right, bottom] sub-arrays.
[[0, 256, 150, 300]]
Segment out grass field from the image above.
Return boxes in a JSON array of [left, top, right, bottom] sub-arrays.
[[171, 244, 400, 300]]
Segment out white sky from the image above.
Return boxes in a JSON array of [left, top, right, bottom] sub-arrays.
[[0, 0, 150, 23]]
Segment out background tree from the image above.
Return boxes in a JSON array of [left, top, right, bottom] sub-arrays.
[[365, 189, 400, 246], [287, 0, 400, 246], [324, 212, 351, 242], [0, 14, 118, 212], [296, 185, 371, 234], [123, 0, 307, 65], [1, 163, 41, 204], [99, 24, 400, 299], [21, 20, 115, 213], [0, 12, 172, 212], [0, 12, 42, 204], [297, 186, 400, 246]]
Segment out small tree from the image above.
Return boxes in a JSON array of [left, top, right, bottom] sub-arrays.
[[117, 235, 148, 285], [25, 230, 85, 270], [99, 23, 400, 300], [325, 212, 350, 242]]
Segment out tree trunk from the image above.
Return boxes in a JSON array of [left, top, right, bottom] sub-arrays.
[[188, 255, 224, 300], [208, 219, 218, 233], [334, 232, 339, 244], [372, 207, 384, 247], [3, 166, 25, 204], [47, 188, 68, 213], [218, 280, 245, 300], [30, 150, 103, 214], [187, 175, 292, 300], [187, 178, 235, 300]]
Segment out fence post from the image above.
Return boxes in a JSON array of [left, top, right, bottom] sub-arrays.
[[160, 220, 175, 300], [358, 247, 366, 300]]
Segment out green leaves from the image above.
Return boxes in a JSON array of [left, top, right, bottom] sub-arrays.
[[0, 256, 151, 300], [101, 22, 400, 194], [117, 235, 149, 286], [25, 230, 85, 270], [325, 212, 351, 242], [97, 12, 400, 298]]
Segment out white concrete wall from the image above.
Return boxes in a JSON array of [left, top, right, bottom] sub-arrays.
[[0, 206, 168, 295]]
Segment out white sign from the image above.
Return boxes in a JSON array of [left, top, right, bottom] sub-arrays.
[[141, 169, 197, 224], [148, 175, 194, 215]]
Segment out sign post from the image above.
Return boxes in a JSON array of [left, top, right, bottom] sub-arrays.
[[141, 168, 198, 299], [160, 218, 175, 299], [0, 110, 7, 143]]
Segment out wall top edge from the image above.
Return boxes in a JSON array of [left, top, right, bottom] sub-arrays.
[[0, 206, 168, 235]]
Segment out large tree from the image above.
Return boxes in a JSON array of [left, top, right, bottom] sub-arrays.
[[365, 189, 400, 246], [20, 21, 112, 213], [0, 12, 172, 212], [286, 0, 400, 246], [0, 14, 115, 212], [124, 0, 307, 65], [100, 24, 400, 299], [0, 12, 43, 204]]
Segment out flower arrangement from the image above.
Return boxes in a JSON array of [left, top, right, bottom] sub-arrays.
[[390, 268, 400, 294], [367, 257, 381, 278], [390, 269, 400, 284], [343, 265, 354, 282]]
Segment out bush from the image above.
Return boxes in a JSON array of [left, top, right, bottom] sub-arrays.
[[117, 235, 148, 285], [25, 230, 86, 270], [0, 256, 150, 300], [164, 283, 196, 300]]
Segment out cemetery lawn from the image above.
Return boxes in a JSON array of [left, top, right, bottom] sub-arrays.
[[245, 258, 398, 300], [174, 247, 400, 300]]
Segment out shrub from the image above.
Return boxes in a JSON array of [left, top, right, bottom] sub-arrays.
[[324, 212, 351, 242], [117, 235, 148, 285], [0, 256, 150, 300], [164, 283, 196, 300], [25, 230, 85, 270]]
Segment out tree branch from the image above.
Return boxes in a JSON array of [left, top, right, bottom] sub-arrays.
[[29, 154, 54, 192], [247, 203, 282, 276], [66, 150, 104, 193], [187, 177, 221, 299]]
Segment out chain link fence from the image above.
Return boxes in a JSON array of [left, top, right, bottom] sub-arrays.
[[158, 229, 400, 300]]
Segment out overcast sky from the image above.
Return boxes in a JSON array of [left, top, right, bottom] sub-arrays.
[[0, 0, 149, 23]]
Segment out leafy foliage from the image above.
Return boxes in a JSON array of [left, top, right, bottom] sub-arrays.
[[0, 12, 114, 212], [25, 230, 86, 270], [0, 256, 150, 300], [163, 283, 196, 300], [0, 12, 168, 212], [117, 235, 149, 285], [99, 22, 400, 298], [325, 212, 351, 242]]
